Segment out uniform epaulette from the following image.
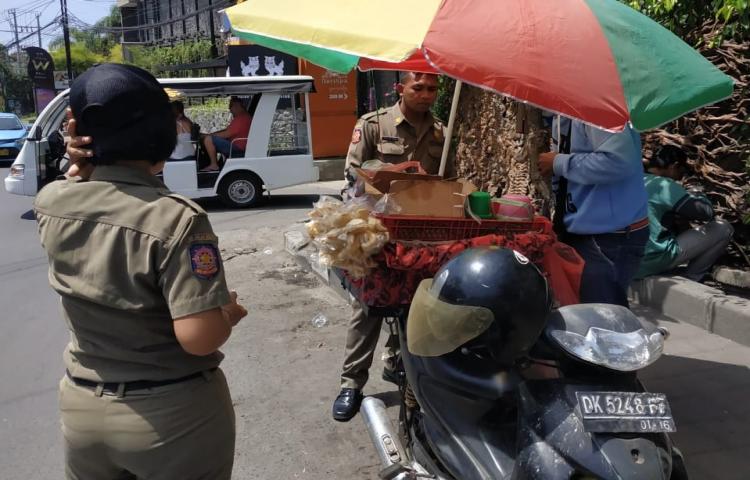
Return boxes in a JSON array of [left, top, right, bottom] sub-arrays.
[[160, 191, 207, 215], [361, 108, 390, 122]]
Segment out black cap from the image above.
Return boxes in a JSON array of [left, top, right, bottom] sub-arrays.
[[69, 63, 174, 163]]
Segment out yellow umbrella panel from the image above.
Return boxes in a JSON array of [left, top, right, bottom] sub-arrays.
[[224, 0, 442, 64]]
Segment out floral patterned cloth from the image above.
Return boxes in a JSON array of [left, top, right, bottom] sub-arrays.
[[342, 230, 583, 308]]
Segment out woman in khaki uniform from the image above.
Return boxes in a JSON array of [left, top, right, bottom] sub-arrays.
[[35, 64, 247, 480]]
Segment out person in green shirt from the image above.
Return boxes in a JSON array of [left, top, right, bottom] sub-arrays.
[[636, 145, 733, 281]]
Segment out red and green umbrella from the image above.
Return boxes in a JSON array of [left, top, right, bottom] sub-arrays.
[[224, 0, 733, 132]]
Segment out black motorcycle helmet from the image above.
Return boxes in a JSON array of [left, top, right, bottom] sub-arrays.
[[407, 247, 551, 365]]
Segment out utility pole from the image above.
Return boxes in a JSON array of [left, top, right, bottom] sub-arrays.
[[208, 0, 217, 57], [168, 0, 174, 38], [36, 14, 42, 47], [180, 0, 186, 39], [60, 0, 73, 81], [11, 9, 22, 74]]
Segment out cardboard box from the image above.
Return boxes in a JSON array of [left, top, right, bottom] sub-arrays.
[[355, 168, 475, 217], [355, 168, 442, 193]]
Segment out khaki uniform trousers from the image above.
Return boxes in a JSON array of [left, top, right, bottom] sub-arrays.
[[59, 368, 235, 480], [340, 299, 400, 389]]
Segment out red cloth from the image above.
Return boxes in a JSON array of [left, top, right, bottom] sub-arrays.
[[345, 231, 583, 308], [226, 114, 252, 150], [542, 242, 585, 306]]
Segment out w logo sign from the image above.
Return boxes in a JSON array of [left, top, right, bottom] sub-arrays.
[[32, 60, 50, 71], [25, 47, 55, 88]]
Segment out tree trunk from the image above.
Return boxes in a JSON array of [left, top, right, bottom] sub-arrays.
[[451, 85, 552, 216]]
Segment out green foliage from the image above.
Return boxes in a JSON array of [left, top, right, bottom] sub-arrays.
[[49, 6, 122, 58], [432, 76, 456, 123], [0, 46, 34, 114], [47, 6, 125, 76], [626, 0, 749, 42], [187, 97, 230, 111], [50, 43, 109, 76], [126, 40, 215, 76]]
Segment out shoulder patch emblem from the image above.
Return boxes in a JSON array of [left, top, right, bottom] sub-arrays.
[[351, 128, 362, 144], [189, 243, 220, 279]]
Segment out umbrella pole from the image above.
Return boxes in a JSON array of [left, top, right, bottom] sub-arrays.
[[438, 80, 462, 177]]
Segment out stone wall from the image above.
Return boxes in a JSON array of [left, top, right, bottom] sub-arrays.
[[186, 108, 231, 134], [185, 107, 307, 151]]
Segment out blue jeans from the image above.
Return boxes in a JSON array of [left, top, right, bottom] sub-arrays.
[[564, 227, 648, 307], [211, 136, 244, 158]]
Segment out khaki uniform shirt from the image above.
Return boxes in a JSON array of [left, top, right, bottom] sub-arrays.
[[345, 102, 454, 178], [34, 165, 231, 382]]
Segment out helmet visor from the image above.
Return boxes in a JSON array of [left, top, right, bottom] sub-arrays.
[[407, 279, 495, 357]]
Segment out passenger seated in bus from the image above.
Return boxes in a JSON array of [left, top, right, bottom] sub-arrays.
[[169, 101, 195, 161], [201, 96, 252, 172]]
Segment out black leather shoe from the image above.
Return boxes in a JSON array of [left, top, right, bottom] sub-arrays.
[[332, 388, 362, 422]]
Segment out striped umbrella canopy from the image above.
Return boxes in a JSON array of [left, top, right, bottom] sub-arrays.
[[224, 0, 733, 132]]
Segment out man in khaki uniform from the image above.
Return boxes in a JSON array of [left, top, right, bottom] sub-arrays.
[[35, 63, 247, 479], [333, 72, 453, 422]]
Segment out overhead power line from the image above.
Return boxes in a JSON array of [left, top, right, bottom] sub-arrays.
[[70, 0, 232, 34], [4, 16, 59, 49]]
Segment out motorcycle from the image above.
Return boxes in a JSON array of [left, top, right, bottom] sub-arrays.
[[357, 249, 687, 480]]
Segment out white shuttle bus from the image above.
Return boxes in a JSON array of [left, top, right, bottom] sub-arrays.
[[5, 75, 319, 208]]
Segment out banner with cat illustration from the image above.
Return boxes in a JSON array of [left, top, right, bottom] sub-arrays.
[[228, 45, 298, 77]]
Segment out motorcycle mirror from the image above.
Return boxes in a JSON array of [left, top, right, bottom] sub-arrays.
[[31, 125, 42, 141]]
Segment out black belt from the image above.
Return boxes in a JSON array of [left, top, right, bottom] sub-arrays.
[[66, 368, 216, 395]]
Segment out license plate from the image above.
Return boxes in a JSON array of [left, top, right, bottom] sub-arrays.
[[576, 391, 676, 433], [0, 149, 8, 156]]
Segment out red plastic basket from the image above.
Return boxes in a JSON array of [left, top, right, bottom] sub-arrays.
[[376, 215, 553, 242]]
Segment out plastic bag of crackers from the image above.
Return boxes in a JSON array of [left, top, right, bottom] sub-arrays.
[[307, 196, 390, 278]]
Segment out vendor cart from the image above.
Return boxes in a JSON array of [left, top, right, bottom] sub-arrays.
[[332, 214, 581, 318]]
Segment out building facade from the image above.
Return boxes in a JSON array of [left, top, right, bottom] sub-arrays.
[[116, 0, 224, 49]]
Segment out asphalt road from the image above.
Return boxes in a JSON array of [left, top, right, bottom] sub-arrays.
[[0, 165, 341, 479], [0, 165, 66, 480]]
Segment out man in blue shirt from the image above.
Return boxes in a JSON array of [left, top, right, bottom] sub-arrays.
[[539, 117, 648, 307], [636, 145, 733, 281]]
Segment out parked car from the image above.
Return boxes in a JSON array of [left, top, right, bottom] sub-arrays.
[[0, 113, 27, 161]]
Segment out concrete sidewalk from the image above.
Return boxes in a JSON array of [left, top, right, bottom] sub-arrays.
[[636, 304, 750, 480], [630, 276, 750, 347]]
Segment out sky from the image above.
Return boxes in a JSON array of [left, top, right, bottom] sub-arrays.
[[1, 0, 116, 50]]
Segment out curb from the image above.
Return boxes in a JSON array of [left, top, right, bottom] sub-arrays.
[[629, 276, 750, 347]]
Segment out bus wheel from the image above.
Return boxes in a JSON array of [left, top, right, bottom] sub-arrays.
[[218, 172, 263, 208]]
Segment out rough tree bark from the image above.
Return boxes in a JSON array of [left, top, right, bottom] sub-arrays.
[[451, 86, 552, 216]]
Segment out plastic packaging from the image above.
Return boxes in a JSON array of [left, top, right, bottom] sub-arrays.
[[306, 196, 390, 278], [311, 313, 328, 328]]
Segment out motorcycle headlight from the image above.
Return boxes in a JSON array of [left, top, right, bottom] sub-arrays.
[[549, 326, 665, 371]]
